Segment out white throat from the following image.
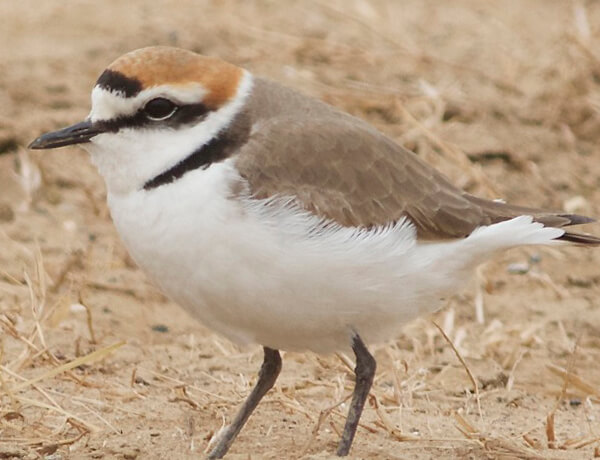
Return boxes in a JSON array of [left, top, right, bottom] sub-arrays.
[[83, 70, 253, 195]]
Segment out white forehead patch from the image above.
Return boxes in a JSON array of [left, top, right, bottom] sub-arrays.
[[89, 83, 208, 122]]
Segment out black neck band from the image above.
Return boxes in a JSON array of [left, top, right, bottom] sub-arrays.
[[143, 133, 234, 190]]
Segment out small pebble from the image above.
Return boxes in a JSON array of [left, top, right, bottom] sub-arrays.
[[0, 445, 26, 458], [122, 450, 138, 460], [507, 262, 529, 274], [135, 376, 150, 386], [42, 453, 61, 460], [70, 303, 86, 313], [564, 195, 590, 214], [567, 275, 593, 288], [0, 202, 14, 222], [63, 219, 77, 232], [45, 187, 62, 205]]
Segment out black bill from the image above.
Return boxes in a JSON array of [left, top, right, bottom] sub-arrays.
[[29, 120, 104, 150]]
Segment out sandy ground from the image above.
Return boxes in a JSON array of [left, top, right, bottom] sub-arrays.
[[1, 1, 600, 458]]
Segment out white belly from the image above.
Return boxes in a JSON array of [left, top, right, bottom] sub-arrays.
[[107, 160, 562, 353]]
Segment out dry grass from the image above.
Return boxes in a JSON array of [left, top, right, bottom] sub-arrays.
[[1, 0, 600, 458]]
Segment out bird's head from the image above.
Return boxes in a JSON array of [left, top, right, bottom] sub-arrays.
[[30, 46, 253, 194]]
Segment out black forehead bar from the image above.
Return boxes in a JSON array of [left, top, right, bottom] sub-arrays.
[[96, 69, 142, 97], [95, 102, 211, 133]]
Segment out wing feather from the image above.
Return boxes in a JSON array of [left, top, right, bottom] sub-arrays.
[[234, 79, 597, 242]]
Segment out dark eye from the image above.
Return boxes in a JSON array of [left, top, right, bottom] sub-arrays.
[[143, 98, 178, 121]]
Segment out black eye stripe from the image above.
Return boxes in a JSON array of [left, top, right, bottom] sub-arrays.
[[170, 102, 211, 125], [96, 102, 211, 132]]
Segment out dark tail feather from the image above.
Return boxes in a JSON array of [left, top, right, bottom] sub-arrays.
[[466, 195, 599, 246], [539, 214, 599, 245], [558, 231, 600, 245], [557, 214, 596, 226], [467, 195, 596, 228]]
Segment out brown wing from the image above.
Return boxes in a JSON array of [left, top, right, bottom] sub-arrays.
[[235, 105, 597, 242]]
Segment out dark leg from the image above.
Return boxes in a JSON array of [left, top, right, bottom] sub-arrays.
[[208, 347, 282, 459], [337, 333, 376, 456]]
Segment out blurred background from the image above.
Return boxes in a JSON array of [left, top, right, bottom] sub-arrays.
[[1, 1, 600, 458]]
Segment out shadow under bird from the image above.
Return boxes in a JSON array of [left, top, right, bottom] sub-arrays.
[[30, 46, 600, 458]]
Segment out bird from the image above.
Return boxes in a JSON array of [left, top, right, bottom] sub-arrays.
[[29, 46, 599, 458]]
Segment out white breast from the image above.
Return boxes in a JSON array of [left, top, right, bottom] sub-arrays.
[[107, 159, 563, 353]]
